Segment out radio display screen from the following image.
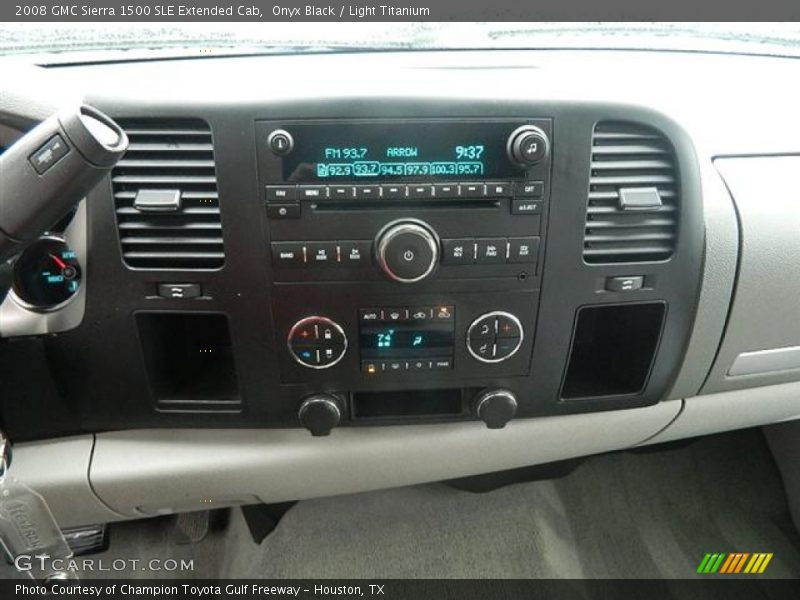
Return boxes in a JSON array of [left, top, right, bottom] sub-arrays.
[[282, 121, 523, 182]]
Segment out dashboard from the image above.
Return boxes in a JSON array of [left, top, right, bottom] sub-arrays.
[[2, 49, 800, 523]]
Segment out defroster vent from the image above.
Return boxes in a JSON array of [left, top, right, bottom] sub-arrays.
[[112, 119, 224, 269], [584, 121, 678, 263]]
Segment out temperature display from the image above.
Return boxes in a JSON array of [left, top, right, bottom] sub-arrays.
[[359, 308, 455, 360], [281, 121, 522, 182]]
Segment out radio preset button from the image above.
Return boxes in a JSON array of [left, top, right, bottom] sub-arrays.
[[461, 183, 485, 197], [408, 184, 434, 198], [355, 185, 381, 199], [329, 185, 355, 199], [271, 242, 305, 267], [433, 183, 460, 198], [508, 237, 540, 264], [381, 184, 406, 198], [476, 238, 508, 264], [441, 238, 476, 265]]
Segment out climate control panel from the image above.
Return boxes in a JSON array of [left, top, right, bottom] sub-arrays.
[[287, 316, 348, 369], [467, 312, 524, 363]]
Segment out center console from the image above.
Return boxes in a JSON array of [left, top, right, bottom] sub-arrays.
[[255, 118, 554, 433]]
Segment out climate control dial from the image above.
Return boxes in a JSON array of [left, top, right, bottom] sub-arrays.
[[288, 316, 347, 369], [467, 311, 524, 363]]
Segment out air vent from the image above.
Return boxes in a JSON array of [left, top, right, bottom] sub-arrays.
[[583, 121, 678, 263], [112, 119, 224, 269]]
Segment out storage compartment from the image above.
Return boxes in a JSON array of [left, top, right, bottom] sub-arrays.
[[561, 302, 666, 400], [135, 313, 240, 411], [351, 389, 466, 419]]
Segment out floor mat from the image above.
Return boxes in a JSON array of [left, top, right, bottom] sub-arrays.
[[2, 428, 799, 579]]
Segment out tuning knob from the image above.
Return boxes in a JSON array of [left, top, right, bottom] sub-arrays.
[[473, 389, 517, 429], [298, 394, 341, 436], [375, 219, 439, 283], [507, 125, 550, 167]]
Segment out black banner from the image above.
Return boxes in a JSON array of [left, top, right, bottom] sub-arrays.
[[3, 579, 800, 600], [4, 0, 800, 21]]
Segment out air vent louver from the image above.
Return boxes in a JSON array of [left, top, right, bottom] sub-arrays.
[[583, 121, 678, 263], [112, 119, 224, 269]]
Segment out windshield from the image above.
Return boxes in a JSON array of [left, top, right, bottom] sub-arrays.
[[2, 23, 800, 61]]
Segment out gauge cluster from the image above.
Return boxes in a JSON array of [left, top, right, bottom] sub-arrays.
[[0, 201, 88, 338]]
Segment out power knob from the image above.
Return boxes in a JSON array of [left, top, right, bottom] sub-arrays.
[[507, 125, 550, 167], [473, 389, 518, 429], [298, 394, 341, 436], [375, 219, 440, 283]]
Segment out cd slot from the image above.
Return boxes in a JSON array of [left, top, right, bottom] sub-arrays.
[[313, 199, 500, 211]]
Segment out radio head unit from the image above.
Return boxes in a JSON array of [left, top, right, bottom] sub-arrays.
[[258, 119, 552, 187]]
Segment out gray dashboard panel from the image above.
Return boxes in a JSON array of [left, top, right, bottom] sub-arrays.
[[666, 160, 738, 399], [704, 157, 800, 393], [89, 401, 679, 519], [11, 435, 122, 528]]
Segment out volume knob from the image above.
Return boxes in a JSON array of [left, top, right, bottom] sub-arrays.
[[375, 219, 439, 283]]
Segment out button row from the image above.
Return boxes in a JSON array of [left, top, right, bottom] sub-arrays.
[[271, 241, 371, 267], [266, 181, 544, 202], [442, 237, 540, 265], [293, 345, 346, 367], [289, 321, 346, 345], [359, 305, 454, 323], [362, 358, 453, 374]]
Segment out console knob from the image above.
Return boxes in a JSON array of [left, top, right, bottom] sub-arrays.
[[473, 389, 518, 429], [299, 394, 342, 436], [467, 311, 524, 363], [287, 316, 347, 369], [507, 125, 550, 167], [375, 219, 439, 283]]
